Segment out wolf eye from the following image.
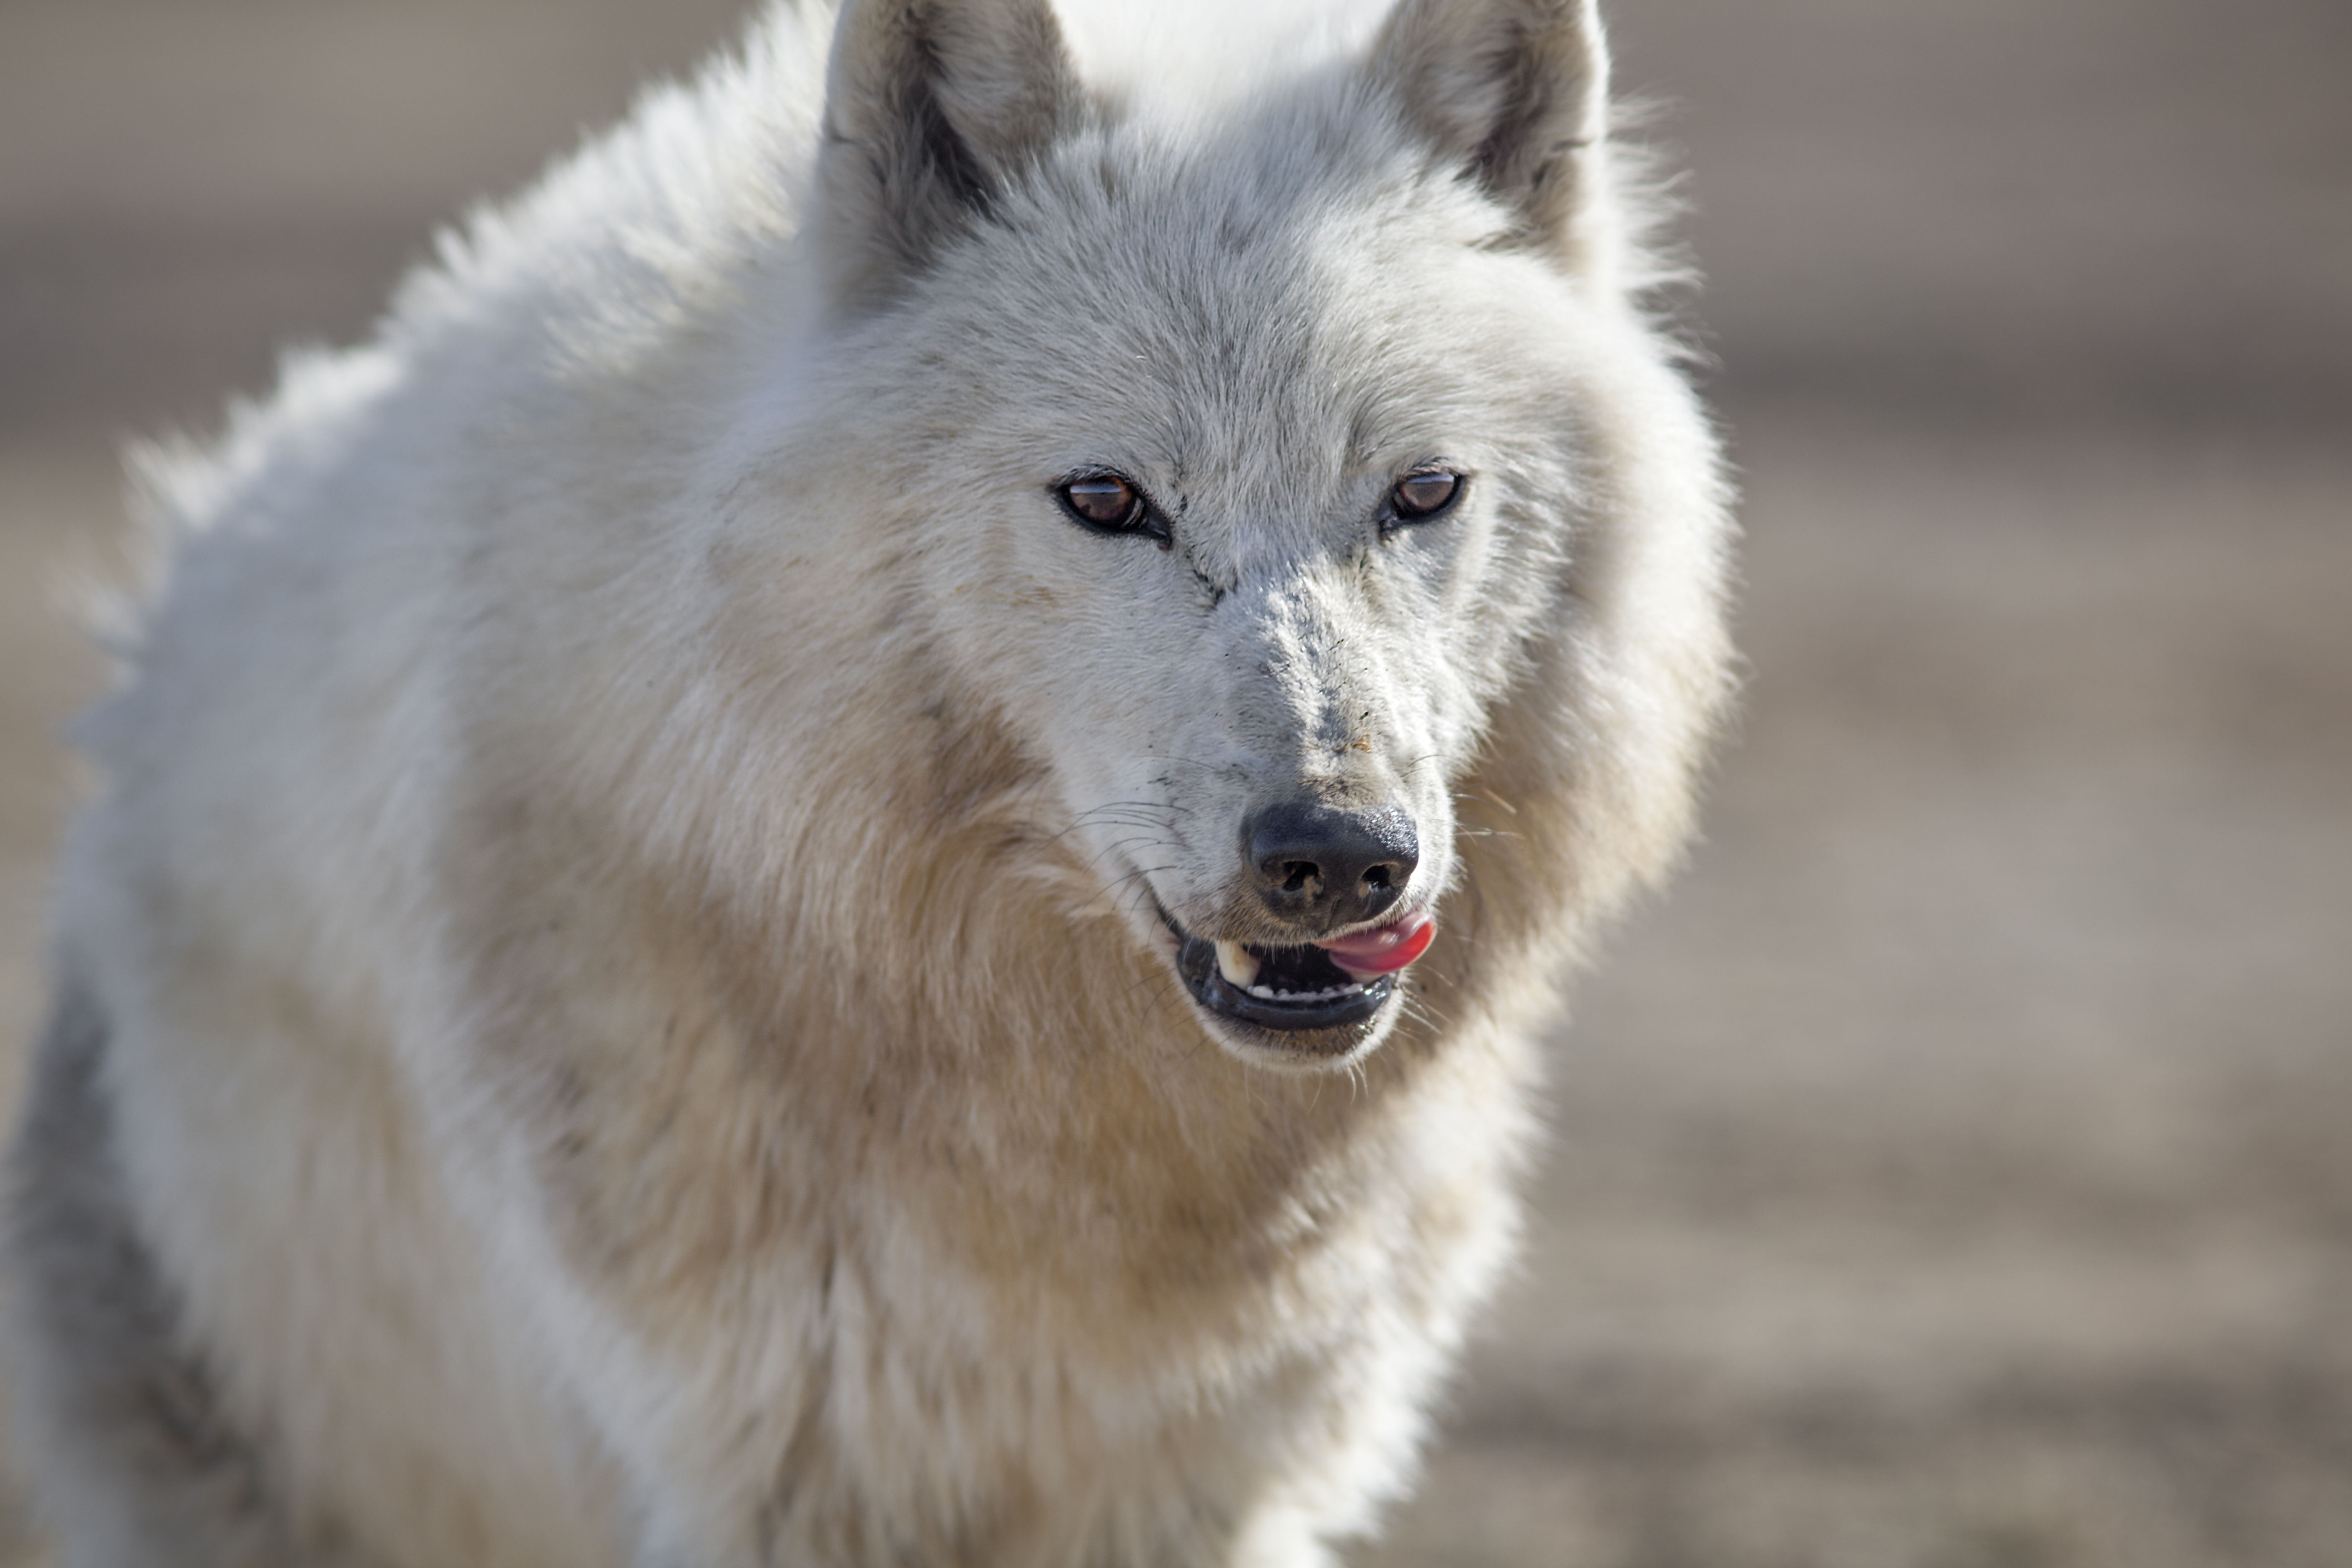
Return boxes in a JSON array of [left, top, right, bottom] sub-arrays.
[[1389, 469, 1464, 521], [1055, 472, 1170, 547]]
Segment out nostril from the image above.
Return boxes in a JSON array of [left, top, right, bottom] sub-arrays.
[[1242, 800, 1421, 921]]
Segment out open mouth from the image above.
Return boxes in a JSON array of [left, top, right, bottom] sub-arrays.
[[1164, 909, 1437, 1036]]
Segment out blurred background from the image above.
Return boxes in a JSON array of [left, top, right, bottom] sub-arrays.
[[2, 0, 2347, 1563]]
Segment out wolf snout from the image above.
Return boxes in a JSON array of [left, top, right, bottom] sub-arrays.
[[1242, 801, 1419, 928]]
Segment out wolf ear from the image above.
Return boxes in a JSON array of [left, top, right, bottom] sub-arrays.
[[818, 0, 1083, 307], [1369, 0, 1613, 260]]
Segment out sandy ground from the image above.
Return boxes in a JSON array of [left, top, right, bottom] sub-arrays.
[[3, 1, 2349, 1564]]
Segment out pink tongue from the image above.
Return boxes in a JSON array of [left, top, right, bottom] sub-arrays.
[[1315, 912, 1436, 979]]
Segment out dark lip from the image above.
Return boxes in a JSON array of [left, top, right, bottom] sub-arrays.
[[1154, 903, 1398, 1037], [1175, 935, 1396, 1031]]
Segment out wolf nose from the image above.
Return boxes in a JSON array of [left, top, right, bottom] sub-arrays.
[[1243, 802, 1419, 927]]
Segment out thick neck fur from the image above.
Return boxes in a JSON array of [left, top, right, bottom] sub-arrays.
[[436, 558, 1507, 1330]]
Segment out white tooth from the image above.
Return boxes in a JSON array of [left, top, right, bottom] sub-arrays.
[[1215, 940, 1260, 988]]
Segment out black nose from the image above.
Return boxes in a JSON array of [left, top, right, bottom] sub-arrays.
[[1243, 801, 1419, 927]]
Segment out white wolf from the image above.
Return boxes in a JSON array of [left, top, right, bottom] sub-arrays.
[[6, 0, 1733, 1562]]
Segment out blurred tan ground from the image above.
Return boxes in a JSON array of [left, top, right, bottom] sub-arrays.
[[3, 2, 2349, 1564]]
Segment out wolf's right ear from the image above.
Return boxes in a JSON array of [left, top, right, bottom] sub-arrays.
[[817, 0, 1082, 307], [1369, 0, 1614, 267]]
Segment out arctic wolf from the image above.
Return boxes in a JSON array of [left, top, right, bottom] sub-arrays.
[[6, 0, 1733, 1562]]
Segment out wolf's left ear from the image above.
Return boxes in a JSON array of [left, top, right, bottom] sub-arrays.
[[818, 0, 1082, 307], [1369, 0, 1613, 263]]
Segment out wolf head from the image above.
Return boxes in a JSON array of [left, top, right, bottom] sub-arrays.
[[701, 0, 1729, 1072]]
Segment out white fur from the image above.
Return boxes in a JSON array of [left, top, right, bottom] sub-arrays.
[[8, 1, 1735, 1563]]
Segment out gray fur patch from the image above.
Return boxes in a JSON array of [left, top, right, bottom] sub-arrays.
[[5, 983, 308, 1567]]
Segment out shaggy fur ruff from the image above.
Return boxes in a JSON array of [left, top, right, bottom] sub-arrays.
[[5, 0, 1735, 1563]]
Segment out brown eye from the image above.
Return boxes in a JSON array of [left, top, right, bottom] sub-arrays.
[[1062, 475, 1137, 526], [1055, 471, 1169, 545], [1390, 469, 1463, 521]]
